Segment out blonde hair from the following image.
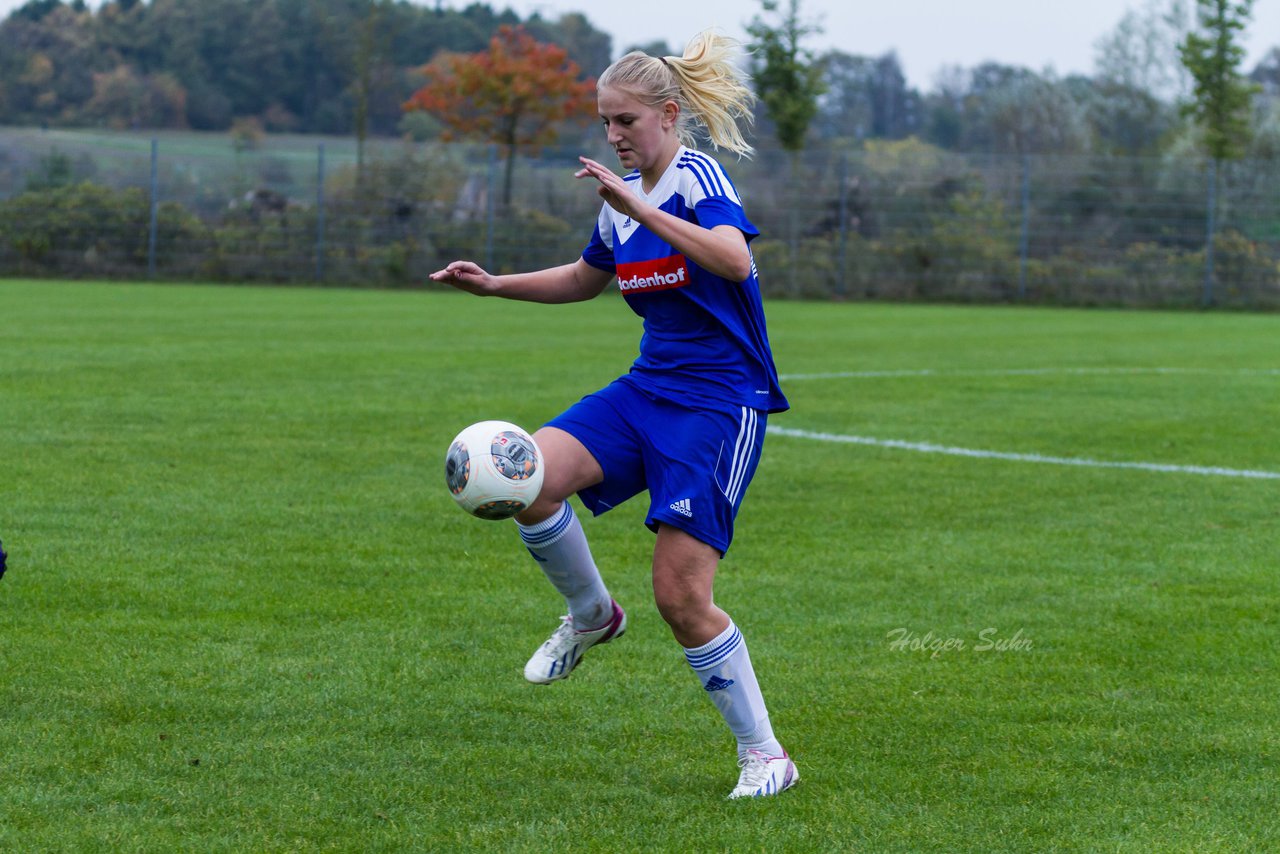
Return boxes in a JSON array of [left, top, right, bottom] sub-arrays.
[[597, 31, 756, 157]]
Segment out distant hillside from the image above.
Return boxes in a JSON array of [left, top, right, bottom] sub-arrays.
[[0, 0, 612, 135]]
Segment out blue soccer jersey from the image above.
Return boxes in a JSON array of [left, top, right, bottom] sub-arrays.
[[581, 146, 789, 414]]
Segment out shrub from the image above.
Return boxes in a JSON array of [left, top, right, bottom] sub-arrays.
[[0, 182, 205, 277], [752, 238, 840, 299], [1211, 229, 1280, 307]]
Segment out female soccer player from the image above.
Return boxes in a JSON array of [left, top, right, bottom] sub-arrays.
[[431, 31, 796, 799]]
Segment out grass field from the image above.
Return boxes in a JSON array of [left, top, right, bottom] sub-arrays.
[[1, 280, 1277, 852]]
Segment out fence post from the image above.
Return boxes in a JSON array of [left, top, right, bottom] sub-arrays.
[[485, 144, 497, 272], [1202, 158, 1217, 307], [315, 143, 326, 283], [147, 138, 158, 279], [836, 152, 848, 299], [1017, 153, 1030, 300]]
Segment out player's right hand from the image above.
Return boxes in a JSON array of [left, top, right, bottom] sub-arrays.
[[430, 261, 499, 296]]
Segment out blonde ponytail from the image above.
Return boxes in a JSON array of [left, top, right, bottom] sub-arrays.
[[598, 30, 756, 157]]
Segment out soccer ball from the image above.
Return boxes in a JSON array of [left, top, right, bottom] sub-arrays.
[[444, 420, 544, 520]]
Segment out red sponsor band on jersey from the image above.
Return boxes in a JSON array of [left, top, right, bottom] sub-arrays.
[[616, 254, 690, 293]]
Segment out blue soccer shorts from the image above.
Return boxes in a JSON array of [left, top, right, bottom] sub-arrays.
[[545, 377, 768, 555]]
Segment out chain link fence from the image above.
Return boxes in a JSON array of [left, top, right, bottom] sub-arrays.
[[2, 127, 1278, 308]]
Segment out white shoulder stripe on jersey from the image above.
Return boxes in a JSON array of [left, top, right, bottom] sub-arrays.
[[678, 153, 724, 197], [678, 151, 738, 202], [683, 156, 726, 198]]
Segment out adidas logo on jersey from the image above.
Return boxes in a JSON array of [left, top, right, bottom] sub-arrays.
[[617, 254, 690, 294], [669, 498, 693, 518]]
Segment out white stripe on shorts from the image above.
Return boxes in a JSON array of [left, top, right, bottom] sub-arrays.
[[724, 407, 758, 506]]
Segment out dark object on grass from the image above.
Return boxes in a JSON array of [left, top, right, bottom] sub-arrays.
[[0, 538, 7, 580]]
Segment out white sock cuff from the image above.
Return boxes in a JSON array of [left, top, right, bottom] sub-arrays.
[[683, 620, 742, 672], [517, 502, 574, 548]]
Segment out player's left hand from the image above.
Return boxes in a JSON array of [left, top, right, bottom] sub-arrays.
[[576, 157, 647, 221]]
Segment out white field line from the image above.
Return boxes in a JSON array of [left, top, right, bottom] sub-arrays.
[[779, 367, 1280, 381], [767, 427, 1280, 481]]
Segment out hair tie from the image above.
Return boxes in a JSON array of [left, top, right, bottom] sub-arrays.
[[659, 56, 671, 67]]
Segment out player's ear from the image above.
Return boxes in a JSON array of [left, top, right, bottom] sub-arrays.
[[662, 100, 679, 130]]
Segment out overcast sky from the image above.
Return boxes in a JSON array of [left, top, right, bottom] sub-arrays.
[[1, 0, 1276, 90], [503, 0, 1280, 88]]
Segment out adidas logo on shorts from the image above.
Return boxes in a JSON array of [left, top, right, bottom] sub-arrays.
[[669, 498, 693, 518]]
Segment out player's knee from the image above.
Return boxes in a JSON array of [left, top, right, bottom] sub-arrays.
[[516, 494, 565, 526], [653, 582, 708, 634], [655, 596, 696, 636], [516, 462, 582, 523]]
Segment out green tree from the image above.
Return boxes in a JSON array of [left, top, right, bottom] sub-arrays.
[[1178, 0, 1258, 305], [919, 65, 968, 149], [969, 70, 1091, 155], [24, 149, 76, 191], [746, 0, 824, 281], [1077, 78, 1178, 155], [84, 65, 187, 129], [1179, 0, 1259, 160], [352, 0, 389, 181], [13, 0, 62, 22], [746, 0, 824, 152], [815, 50, 918, 142], [1088, 0, 1189, 154], [525, 12, 612, 81]]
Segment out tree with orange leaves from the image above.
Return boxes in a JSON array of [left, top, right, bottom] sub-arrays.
[[403, 26, 597, 207]]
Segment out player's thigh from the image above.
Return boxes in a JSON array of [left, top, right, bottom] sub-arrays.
[[532, 425, 604, 503]]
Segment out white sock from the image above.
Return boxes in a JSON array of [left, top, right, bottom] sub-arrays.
[[517, 502, 612, 629], [684, 620, 784, 758]]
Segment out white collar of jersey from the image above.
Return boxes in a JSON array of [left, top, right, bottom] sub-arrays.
[[610, 149, 679, 247], [630, 145, 691, 202]]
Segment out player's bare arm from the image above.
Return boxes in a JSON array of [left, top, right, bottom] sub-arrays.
[[430, 258, 612, 304], [575, 156, 752, 283]]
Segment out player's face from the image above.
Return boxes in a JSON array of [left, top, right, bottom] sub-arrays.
[[598, 86, 679, 178]]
